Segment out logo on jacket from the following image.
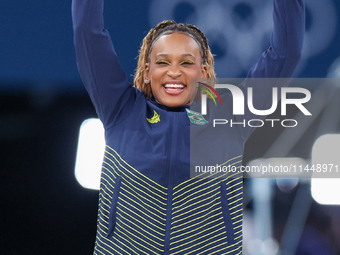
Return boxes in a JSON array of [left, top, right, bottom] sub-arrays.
[[186, 108, 208, 125], [147, 110, 161, 124]]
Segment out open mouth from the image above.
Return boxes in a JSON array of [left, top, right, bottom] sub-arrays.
[[163, 83, 186, 95]]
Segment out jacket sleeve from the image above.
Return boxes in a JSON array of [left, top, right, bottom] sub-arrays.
[[247, 0, 305, 78], [234, 0, 305, 140], [72, 0, 137, 127]]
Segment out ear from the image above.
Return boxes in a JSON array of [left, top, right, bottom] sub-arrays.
[[144, 63, 150, 84], [201, 64, 208, 78]]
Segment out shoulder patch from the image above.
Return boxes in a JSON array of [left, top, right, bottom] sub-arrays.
[[186, 108, 208, 125]]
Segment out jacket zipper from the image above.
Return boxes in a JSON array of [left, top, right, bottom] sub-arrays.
[[164, 113, 178, 255]]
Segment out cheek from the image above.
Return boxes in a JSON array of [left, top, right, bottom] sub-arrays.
[[186, 67, 204, 80], [149, 68, 165, 82], [149, 69, 165, 93]]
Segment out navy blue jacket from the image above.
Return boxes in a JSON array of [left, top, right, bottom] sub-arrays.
[[72, 0, 304, 254]]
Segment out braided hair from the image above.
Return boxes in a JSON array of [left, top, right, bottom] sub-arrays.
[[134, 20, 216, 100]]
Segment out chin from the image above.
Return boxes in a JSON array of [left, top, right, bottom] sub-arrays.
[[163, 100, 187, 108]]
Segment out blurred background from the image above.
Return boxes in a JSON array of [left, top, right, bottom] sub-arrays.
[[1, 0, 339, 254]]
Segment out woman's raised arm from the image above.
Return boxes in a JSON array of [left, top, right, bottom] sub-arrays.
[[247, 0, 305, 78], [72, 0, 136, 126], [234, 0, 305, 140]]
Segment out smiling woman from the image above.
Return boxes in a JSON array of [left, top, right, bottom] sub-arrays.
[[72, 0, 305, 254], [144, 32, 207, 107], [134, 20, 216, 108]]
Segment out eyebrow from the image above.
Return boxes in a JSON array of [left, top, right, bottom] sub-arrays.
[[155, 53, 196, 59]]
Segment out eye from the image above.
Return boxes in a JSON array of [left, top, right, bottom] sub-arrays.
[[156, 60, 170, 65], [180, 60, 195, 65]]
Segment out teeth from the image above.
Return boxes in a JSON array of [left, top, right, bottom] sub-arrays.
[[164, 84, 184, 88]]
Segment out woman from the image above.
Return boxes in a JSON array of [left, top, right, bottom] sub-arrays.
[[72, 0, 304, 254]]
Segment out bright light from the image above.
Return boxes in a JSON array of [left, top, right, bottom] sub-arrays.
[[74, 118, 105, 190], [311, 134, 340, 205]]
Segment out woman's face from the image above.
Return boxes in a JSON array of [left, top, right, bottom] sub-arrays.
[[145, 32, 207, 108]]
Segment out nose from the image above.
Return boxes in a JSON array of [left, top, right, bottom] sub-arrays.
[[167, 65, 181, 79]]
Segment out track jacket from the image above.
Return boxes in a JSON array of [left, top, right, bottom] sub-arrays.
[[72, 0, 304, 254]]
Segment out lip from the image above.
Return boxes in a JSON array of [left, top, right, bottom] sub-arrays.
[[162, 81, 186, 95]]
